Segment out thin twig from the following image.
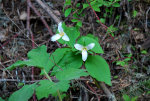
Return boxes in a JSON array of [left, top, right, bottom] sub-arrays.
[[28, 0, 53, 36], [35, 0, 61, 24], [145, 7, 150, 32], [86, 81, 100, 101]]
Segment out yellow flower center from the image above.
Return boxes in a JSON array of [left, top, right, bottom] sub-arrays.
[[82, 47, 87, 51], [59, 32, 64, 36]]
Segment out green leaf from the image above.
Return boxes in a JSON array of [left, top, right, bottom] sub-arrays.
[[100, 18, 106, 24], [107, 25, 118, 37], [86, 34, 99, 42], [123, 94, 130, 101], [6, 60, 27, 71], [9, 83, 37, 101], [0, 97, 5, 101], [6, 45, 70, 75], [132, 10, 137, 18], [131, 96, 138, 101], [7, 45, 51, 71], [77, 21, 82, 27], [35, 80, 70, 100], [92, 6, 100, 12], [58, 23, 80, 48], [96, 18, 106, 24], [52, 51, 83, 74], [71, 19, 78, 22], [147, 91, 150, 94], [112, 3, 120, 7], [65, 8, 72, 17], [76, 3, 80, 7], [64, 0, 71, 6], [116, 61, 126, 66], [56, 68, 88, 80], [40, 48, 70, 75], [85, 55, 111, 85], [83, 3, 89, 9], [77, 36, 104, 53]]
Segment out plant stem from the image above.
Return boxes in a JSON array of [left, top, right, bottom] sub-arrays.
[[43, 69, 62, 101], [57, 90, 62, 101], [43, 69, 52, 82]]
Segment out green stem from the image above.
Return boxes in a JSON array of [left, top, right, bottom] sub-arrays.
[[43, 69, 62, 101], [43, 69, 52, 82], [57, 90, 62, 101]]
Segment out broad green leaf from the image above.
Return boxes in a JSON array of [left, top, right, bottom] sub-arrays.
[[52, 51, 83, 74], [40, 48, 70, 75], [6, 45, 51, 71], [9, 83, 37, 101], [0, 97, 4, 101], [65, 8, 72, 17], [77, 36, 104, 53], [86, 34, 99, 42], [85, 55, 111, 85], [6, 60, 27, 71], [57, 23, 80, 48], [6, 45, 70, 75], [35, 80, 70, 100], [56, 68, 88, 80]]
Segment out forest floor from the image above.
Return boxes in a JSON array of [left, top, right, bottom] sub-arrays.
[[0, 0, 150, 101]]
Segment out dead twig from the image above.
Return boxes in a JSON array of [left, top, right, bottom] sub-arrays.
[[35, 0, 61, 24], [28, 0, 53, 36], [145, 7, 150, 33]]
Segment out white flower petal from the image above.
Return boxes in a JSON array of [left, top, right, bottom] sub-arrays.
[[62, 33, 70, 41], [74, 44, 83, 51], [58, 22, 64, 33], [51, 34, 61, 41], [86, 43, 95, 50], [82, 50, 88, 61]]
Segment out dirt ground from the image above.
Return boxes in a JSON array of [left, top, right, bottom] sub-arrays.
[[0, 0, 150, 101]]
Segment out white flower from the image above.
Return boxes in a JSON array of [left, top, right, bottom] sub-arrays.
[[74, 43, 95, 61], [51, 22, 70, 41]]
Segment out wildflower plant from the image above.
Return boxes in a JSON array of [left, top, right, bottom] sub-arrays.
[[6, 22, 111, 101]]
